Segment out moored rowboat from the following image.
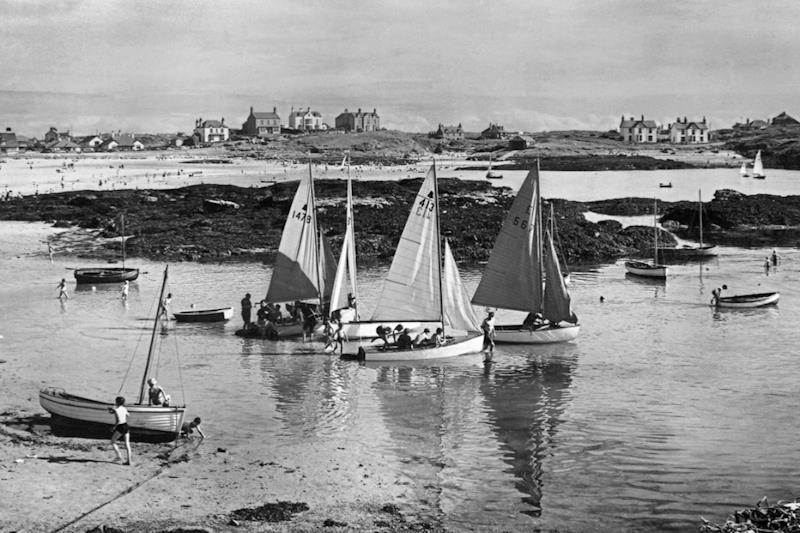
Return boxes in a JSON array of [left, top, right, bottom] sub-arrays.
[[74, 267, 139, 284], [173, 307, 234, 323], [715, 292, 779, 309], [624, 260, 667, 278]]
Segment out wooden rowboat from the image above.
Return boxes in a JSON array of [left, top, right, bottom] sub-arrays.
[[624, 260, 667, 278], [715, 292, 779, 309], [74, 267, 139, 284], [173, 307, 234, 323], [494, 324, 581, 344]]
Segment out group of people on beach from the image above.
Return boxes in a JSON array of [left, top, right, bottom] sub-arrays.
[[108, 377, 204, 466]]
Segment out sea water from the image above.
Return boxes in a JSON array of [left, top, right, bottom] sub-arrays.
[[1, 223, 798, 531]]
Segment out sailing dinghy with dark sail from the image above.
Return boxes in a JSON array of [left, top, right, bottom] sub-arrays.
[[472, 163, 579, 344]]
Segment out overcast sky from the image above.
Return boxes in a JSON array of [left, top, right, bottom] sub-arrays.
[[2, 0, 798, 136]]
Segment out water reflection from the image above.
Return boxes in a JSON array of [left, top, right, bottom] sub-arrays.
[[480, 352, 576, 518]]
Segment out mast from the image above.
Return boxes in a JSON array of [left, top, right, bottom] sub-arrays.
[[536, 159, 544, 314], [698, 189, 704, 247], [121, 213, 126, 269], [346, 152, 359, 319], [308, 156, 324, 310], [433, 160, 445, 335], [653, 197, 659, 265], [139, 265, 169, 405]]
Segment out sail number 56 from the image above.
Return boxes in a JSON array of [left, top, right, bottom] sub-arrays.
[[512, 216, 529, 229]]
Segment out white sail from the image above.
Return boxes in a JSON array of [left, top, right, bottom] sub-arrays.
[[542, 230, 577, 324], [752, 150, 765, 177], [329, 177, 358, 316], [371, 166, 441, 322], [319, 232, 337, 301], [442, 240, 481, 332], [265, 166, 322, 303], [740, 162, 749, 176], [472, 167, 542, 312]]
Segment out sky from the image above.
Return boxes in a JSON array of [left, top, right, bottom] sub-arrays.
[[2, 0, 800, 137]]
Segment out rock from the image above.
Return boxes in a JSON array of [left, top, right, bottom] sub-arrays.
[[68, 194, 97, 207], [202, 199, 240, 213]]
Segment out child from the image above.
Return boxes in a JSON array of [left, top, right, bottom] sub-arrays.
[[109, 396, 132, 465], [181, 417, 205, 440]]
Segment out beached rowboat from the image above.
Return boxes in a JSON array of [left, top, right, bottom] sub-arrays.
[[173, 307, 233, 323], [715, 292, 779, 309]]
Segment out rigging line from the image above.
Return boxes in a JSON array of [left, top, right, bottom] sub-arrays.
[[118, 290, 159, 395]]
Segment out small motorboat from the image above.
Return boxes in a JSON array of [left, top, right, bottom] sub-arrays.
[[624, 260, 667, 278], [659, 182, 672, 188], [173, 307, 234, 323], [715, 292, 779, 309]]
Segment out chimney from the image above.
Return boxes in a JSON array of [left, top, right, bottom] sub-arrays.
[[5, 127, 10, 132], [358, 107, 361, 114], [273, 106, 276, 114], [702, 116, 706, 124], [221, 117, 225, 126], [641, 114, 644, 121], [684, 116, 687, 123], [250, 106, 253, 115]]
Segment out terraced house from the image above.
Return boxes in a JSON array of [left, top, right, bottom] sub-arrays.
[[669, 117, 709, 143], [242, 106, 281, 136], [619, 115, 658, 143]]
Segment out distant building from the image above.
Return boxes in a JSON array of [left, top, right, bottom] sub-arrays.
[[335, 108, 380, 132], [114, 133, 144, 151], [78, 135, 104, 150], [44, 127, 71, 144], [242, 106, 281, 136], [480, 123, 508, 140], [733, 118, 769, 130], [431, 123, 464, 141], [0, 128, 19, 153], [288, 107, 324, 131], [669, 117, 709, 143], [194, 118, 230, 143], [43, 139, 81, 153], [771, 111, 800, 127], [619, 115, 658, 143], [508, 135, 534, 150]]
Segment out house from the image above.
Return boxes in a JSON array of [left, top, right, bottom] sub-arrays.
[[431, 123, 464, 141], [78, 135, 104, 150], [99, 137, 119, 151], [43, 139, 81, 153], [619, 115, 658, 143], [0, 128, 19, 153], [44, 127, 71, 144], [669, 117, 710, 143], [288, 107, 324, 131], [242, 106, 281, 136], [335, 108, 380, 132], [733, 118, 769, 130], [508, 135, 535, 150], [114, 133, 144, 151], [771, 111, 800, 127], [480, 123, 508, 139], [194, 118, 230, 143]]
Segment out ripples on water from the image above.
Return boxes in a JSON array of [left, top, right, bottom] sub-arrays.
[[2, 230, 799, 531]]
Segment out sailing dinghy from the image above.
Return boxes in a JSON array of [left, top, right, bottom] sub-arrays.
[[40, 266, 186, 441], [74, 213, 139, 284], [656, 189, 718, 260], [328, 153, 359, 325], [237, 162, 336, 339], [752, 150, 766, 179], [740, 161, 749, 178], [472, 163, 580, 344], [338, 164, 483, 360], [625, 198, 668, 278]]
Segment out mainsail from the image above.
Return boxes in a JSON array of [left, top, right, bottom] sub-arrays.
[[471, 166, 543, 312], [371, 166, 441, 322], [442, 240, 480, 332], [265, 166, 323, 303], [329, 171, 358, 316], [752, 150, 765, 177]]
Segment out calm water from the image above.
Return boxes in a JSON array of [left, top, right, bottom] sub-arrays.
[[2, 223, 798, 531]]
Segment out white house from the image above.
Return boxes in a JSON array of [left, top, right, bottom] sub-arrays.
[[288, 108, 323, 131], [194, 118, 230, 143], [669, 117, 709, 143], [619, 115, 658, 143]]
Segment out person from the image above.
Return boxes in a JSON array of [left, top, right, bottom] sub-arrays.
[[241, 293, 252, 327], [481, 311, 496, 354], [772, 250, 779, 267], [121, 280, 129, 301], [413, 328, 432, 347], [397, 328, 413, 350], [374, 325, 391, 350], [146, 378, 171, 407], [109, 396, 132, 465], [325, 318, 345, 354], [433, 327, 446, 347], [160, 292, 172, 322], [764, 257, 770, 275], [180, 417, 205, 440], [57, 278, 69, 300], [392, 324, 404, 343], [47, 242, 54, 263]]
